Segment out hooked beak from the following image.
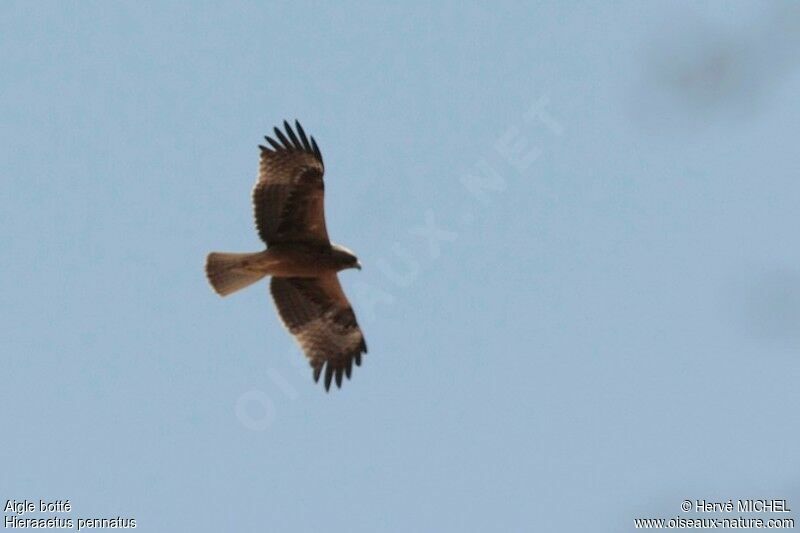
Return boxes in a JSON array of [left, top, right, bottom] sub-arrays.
[[355, 261, 362, 270]]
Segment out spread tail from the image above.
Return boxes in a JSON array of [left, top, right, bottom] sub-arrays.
[[205, 252, 267, 296]]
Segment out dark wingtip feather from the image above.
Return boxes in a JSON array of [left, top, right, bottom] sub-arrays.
[[324, 364, 333, 391], [345, 358, 352, 379], [295, 120, 312, 151], [310, 136, 323, 164], [335, 367, 343, 388], [273, 126, 290, 149], [313, 365, 322, 383], [265, 136, 282, 151], [283, 120, 302, 150], [355, 352, 362, 366]]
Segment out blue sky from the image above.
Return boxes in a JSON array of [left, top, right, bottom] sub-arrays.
[[2, 1, 800, 531]]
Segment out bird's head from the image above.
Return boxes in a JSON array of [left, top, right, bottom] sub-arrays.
[[331, 244, 361, 271]]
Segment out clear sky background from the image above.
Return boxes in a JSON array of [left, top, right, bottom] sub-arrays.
[[2, 1, 800, 531]]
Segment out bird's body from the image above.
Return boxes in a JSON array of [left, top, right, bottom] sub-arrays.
[[206, 121, 367, 391], [208, 243, 354, 284]]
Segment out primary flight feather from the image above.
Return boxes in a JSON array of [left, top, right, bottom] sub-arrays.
[[206, 120, 367, 391]]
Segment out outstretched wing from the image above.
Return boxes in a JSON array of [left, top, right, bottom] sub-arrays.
[[270, 275, 367, 391], [254, 120, 328, 246]]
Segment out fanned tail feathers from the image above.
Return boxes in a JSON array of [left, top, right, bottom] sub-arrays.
[[205, 252, 266, 296]]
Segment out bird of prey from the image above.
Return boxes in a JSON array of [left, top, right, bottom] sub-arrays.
[[205, 121, 367, 391]]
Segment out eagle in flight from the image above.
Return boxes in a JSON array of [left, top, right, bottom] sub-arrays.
[[206, 121, 367, 391]]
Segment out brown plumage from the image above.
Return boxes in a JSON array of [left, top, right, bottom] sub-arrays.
[[206, 120, 367, 391]]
